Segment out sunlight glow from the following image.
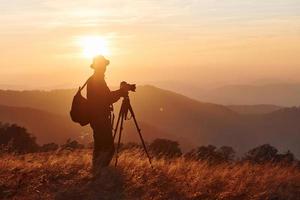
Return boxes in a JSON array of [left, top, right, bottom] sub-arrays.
[[78, 36, 110, 58]]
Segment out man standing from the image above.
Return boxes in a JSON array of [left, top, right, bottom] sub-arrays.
[[87, 55, 126, 170]]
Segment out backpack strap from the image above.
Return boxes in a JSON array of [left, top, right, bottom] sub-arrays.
[[79, 78, 89, 92]]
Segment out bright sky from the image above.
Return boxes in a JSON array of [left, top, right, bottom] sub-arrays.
[[0, 0, 299, 89]]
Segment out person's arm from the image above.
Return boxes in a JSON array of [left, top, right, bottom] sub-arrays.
[[109, 89, 123, 104], [109, 88, 129, 104]]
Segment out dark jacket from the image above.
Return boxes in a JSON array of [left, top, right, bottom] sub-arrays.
[[87, 75, 122, 121]]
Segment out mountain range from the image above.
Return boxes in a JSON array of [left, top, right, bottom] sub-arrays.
[[0, 85, 299, 157], [156, 83, 300, 107], [228, 104, 283, 115]]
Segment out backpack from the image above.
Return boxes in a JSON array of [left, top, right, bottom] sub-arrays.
[[70, 80, 89, 126]]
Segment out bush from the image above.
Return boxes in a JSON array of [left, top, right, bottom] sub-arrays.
[[244, 144, 295, 164], [40, 143, 59, 152], [185, 145, 235, 164], [61, 139, 84, 150], [149, 138, 182, 158], [0, 123, 39, 154], [244, 144, 278, 163], [217, 146, 236, 161], [275, 150, 295, 164]]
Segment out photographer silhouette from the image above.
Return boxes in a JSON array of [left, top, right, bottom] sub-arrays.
[[86, 55, 127, 170]]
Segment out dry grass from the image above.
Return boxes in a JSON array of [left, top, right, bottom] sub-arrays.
[[0, 149, 299, 200]]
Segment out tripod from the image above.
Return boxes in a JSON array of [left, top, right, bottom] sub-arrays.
[[113, 95, 152, 167]]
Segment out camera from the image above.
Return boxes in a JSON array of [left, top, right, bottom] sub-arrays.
[[120, 81, 136, 92]]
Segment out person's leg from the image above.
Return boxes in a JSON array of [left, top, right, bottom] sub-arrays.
[[94, 149, 114, 167], [91, 118, 115, 169], [91, 123, 101, 172], [103, 118, 115, 166], [102, 146, 115, 167]]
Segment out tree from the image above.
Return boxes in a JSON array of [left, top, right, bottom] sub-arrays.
[[0, 123, 39, 153], [149, 138, 182, 158], [243, 144, 278, 163], [185, 145, 236, 164], [185, 145, 217, 162], [243, 144, 297, 165], [217, 146, 236, 161]]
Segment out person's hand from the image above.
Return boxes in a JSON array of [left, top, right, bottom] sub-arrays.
[[120, 88, 129, 97]]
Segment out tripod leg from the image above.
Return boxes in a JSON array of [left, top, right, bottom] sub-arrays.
[[128, 105, 152, 166], [113, 103, 124, 140], [115, 112, 125, 167]]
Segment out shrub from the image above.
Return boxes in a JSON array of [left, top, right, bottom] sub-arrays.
[[0, 123, 39, 154], [275, 150, 295, 164], [244, 144, 296, 164], [149, 138, 182, 158], [217, 146, 236, 161], [185, 145, 236, 164], [243, 144, 278, 163], [40, 142, 59, 152], [61, 139, 84, 150]]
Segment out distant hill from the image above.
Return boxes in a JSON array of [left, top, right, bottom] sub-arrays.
[[0, 105, 79, 144], [0, 89, 75, 115], [0, 86, 237, 150], [157, 83, 300, 106], [0, 86, 299, 157], [228, 104, 283, 114], [199, 84, 300, 106], [0, 104, 172, 146]]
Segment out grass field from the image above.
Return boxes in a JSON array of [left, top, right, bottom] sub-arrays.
[[0, 149, 299, 200]]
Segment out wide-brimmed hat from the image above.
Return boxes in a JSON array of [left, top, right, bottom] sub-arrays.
[[90, 55, 110, 69]]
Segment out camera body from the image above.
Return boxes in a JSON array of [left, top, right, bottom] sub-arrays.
[[120, 81, 136, 92]]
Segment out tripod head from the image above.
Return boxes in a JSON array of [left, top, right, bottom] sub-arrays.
[[121, 95, 131, 120], [120, 81, 136, 92]]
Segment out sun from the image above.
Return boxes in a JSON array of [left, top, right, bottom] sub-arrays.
[[78, 36, 110, 58]]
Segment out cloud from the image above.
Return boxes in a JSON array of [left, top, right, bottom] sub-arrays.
[[1, 0, 299, 31]]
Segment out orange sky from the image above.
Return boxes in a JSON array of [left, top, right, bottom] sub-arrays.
[[0, 0, 299, 89]]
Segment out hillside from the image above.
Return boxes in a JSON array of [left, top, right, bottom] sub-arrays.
[[199, 84, 300, 106], [0, 89, 74, 115], [228, 104, 283, 114], [0, 104, 173, 146], [0, 150, 299, 200], [155, 82, 300, 107], [0, 86, 300, 156], [0, 86, 238, 150], [0, 105, 79, 144]]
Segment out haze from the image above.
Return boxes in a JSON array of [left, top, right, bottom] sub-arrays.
[[0, 0, 300, 90]]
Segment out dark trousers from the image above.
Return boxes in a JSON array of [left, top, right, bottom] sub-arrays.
[[90, 116, 115, 168]]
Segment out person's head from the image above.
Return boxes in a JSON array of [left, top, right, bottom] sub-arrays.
[[90, 55, 110, 74]]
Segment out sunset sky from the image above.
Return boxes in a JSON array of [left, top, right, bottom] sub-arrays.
[[0, 0, 299, 89]]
